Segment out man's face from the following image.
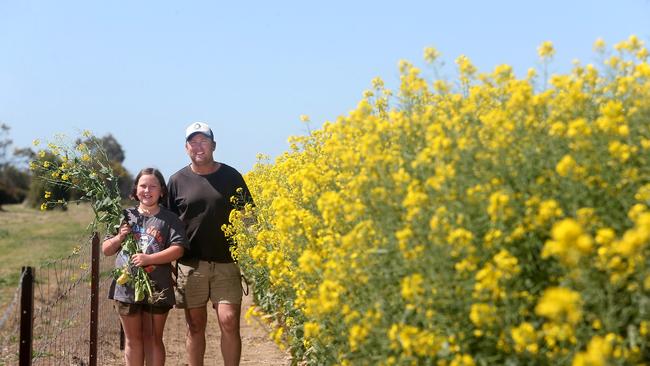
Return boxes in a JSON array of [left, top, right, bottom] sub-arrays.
[[185, 133, 215, 165]]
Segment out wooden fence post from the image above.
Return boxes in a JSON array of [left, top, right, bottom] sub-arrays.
[[89, 233, 99, 366], [19, 266, 34, 366]]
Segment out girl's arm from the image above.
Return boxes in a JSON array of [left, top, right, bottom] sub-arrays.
[[102, 224, 130, 256], [130, 245, 184, 267]]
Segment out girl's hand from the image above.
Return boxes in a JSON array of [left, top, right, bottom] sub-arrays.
[[116, 223, 131, 242], [131, 253, 151, 267]]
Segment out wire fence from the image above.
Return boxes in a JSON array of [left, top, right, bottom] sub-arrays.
[[0, 233, 122, 365], [0, 233, 281, 366]]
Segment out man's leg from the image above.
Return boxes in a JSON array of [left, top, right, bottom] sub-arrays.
[[215, 302, 241, 366], [184, 306, 208, 366], [176, 260, 210, 366]]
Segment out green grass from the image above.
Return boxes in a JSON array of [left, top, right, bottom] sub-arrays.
[[0, 203, 96, 305]]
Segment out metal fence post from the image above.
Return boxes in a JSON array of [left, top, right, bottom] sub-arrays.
[[19, 266, 34, 366]]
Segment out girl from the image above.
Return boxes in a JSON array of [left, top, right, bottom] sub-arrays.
[[102, 168, 188, 366]]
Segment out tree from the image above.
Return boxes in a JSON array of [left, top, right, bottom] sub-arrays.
[[0, 124, 10, 162], [98, 134, 132, 198], [76, 133, 125, 163], [101, 134, 126, 164], [0, 124, 31, 210], [0, 165, 30, 205]]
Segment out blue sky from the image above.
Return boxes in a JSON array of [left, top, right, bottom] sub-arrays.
[[1, 1, 649, 179]]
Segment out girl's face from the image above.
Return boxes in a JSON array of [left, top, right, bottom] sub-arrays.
[[136, 174, 162, 207]]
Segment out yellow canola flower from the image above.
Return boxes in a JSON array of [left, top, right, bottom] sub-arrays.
[[595, 100, 625, 135], [487, 190, 513, 222], [593, 38, 606, 52], [469, 303, 497, 327], [595, 228, 616, 246], [400, 273, 424, 302], [297, 249, 321, 274], [270, 326, 285, 349], [634, 183, 650, 202], [424, 46, 441, 63], [493, 249, 520, 277], [455, 257, 478, 273], [640, 321, 650, 336], [510, 322, 538, 354], [608, 141, 636, 163], [538, 41, 556, 59], [244, 305, 261, 322], [567, 118, 592, 138], [450, 354, 476, 366], [571, 335, 612, 366], [387, 323, 442, 358], [610, 212, 650, 260], [316, 279, 344, 314], [456, 55, 477, 76], [348, 323, 370, 351], [542, 218, 593, 266], [116, 271, 130, 285], [536, 199, 564, 226], [303, 322, 320, 338], [447, 227, 473, 247], [555, 155, 577, 177], [535, 287, 582, 325], [627, 203, 647, 222], [483, 229, 503, 249]]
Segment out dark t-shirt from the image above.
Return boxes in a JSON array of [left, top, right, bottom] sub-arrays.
[[107, 206, 188, 307], [167, 163, 253, 263]]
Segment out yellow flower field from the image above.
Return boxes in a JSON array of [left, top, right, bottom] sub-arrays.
[[225, 36, 650, 365]]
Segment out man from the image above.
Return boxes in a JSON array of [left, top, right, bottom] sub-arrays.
[[167, 122, 253, 366]]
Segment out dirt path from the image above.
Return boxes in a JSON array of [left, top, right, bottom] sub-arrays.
[[163, 292, 291, 365], [99, 292, 290, 365]]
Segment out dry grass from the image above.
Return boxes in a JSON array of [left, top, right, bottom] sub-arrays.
[[0, 203, 95, 305]]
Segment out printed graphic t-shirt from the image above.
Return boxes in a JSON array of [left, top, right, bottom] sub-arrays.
[[108, 206, 188, 307]]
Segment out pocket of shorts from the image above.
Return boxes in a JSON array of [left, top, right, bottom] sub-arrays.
[[176, 263, 194, 285]]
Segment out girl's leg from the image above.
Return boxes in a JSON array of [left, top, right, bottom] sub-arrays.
[[120, 311, 145, 366], [142, 310, 169, 366]]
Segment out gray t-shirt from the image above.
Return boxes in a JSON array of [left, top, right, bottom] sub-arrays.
[[108, 206, 188, 307]]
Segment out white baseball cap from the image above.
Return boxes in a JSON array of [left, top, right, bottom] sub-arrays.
[[185, 122, 214, 141]]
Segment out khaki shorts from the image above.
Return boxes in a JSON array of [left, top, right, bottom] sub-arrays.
[[114, 301, 171, 316], [175, 260, 243, 308]]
